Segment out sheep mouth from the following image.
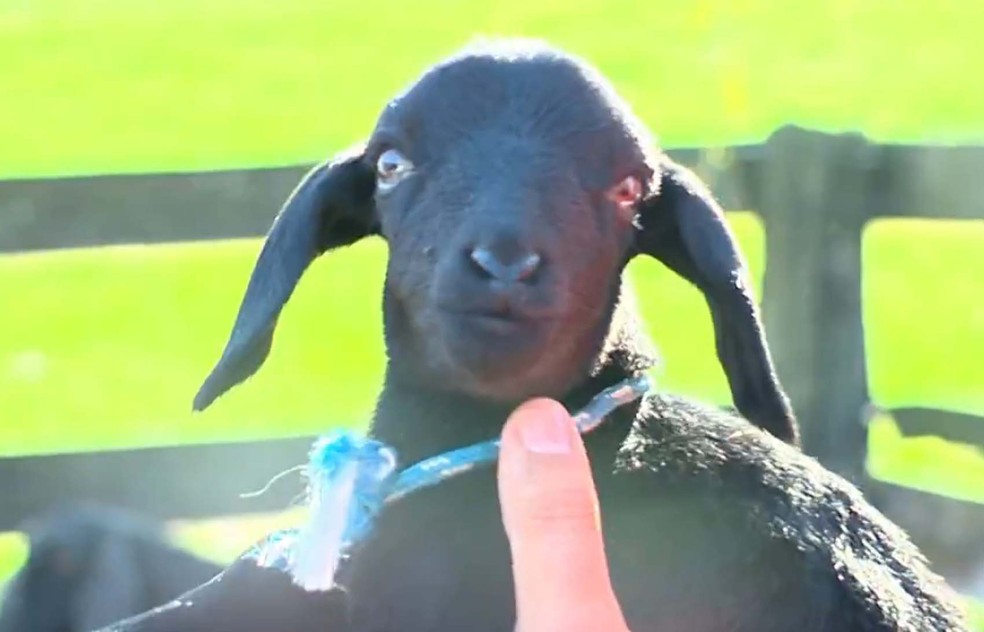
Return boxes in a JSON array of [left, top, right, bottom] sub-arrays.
[[438, 307, 556, 334], [436, 307, 557, 371], [432, 314, 560, 398]]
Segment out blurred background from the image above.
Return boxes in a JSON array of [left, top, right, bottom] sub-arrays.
[[0, 0, 982, 629]]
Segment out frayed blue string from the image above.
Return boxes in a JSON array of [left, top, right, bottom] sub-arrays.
[[309, 433, 397, 544], [244, 373, 652, 591]]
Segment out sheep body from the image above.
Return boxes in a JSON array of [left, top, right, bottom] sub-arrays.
[[338, 352, 966, 632], [109, 347, 968, 631], [105, 40, 969, 631], [0, 504, 222, 632]]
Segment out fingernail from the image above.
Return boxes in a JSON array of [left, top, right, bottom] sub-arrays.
[[518, 404, 574, 454]]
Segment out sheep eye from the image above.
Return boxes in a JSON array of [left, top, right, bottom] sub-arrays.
[[376, 148, 414, 192], [605, 175, 643, 209]]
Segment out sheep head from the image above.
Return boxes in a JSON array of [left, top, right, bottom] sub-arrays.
[[192, 39, 798, 444]]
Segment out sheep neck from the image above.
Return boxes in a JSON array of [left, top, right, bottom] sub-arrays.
[[370, 327, 657, 467]]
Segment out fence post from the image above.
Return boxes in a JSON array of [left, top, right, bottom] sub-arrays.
[[757, 126, 876, 485]]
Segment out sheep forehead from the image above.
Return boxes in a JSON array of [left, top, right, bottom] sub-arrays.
[[373, 41, 656, 170]]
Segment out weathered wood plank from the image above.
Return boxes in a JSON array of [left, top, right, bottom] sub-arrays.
[[2, 442, 981, 601], [0, 437, 317, 531], [875, 144, 984, 220], [0, 166, 308, 253], [758, 126, 874, 484], [0, 147, 760, 254], [891, 407, 984, 448], [2, 134, 981, 255]]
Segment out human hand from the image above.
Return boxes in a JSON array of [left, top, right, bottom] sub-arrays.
[[497, 398, 630, 632]]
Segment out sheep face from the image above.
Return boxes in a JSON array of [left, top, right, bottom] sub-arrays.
[[369, 47, 657, 400], [192, 39, 798, 444]]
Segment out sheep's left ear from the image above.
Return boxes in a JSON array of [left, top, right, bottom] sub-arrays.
[[633, 156, 799, 445], [193, 147, 377, 411]]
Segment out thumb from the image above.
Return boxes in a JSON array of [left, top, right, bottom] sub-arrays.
[[497, 398, 629, 632]]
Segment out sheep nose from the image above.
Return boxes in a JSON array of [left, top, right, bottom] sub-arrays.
[[468, 246, 542, 283]]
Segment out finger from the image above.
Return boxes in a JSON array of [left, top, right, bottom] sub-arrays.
[[497, 398, 630, 632]]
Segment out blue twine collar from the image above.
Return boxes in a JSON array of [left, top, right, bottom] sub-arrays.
[[244, 374, 652, 591]]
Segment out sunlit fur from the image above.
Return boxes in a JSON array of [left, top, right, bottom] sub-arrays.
[[120, 40, 968, 632]]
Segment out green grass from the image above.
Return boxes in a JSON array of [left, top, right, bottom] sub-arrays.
[[4, 217, 770, 456], [859, 218, 984, 504], [868, 416, 984, 505], [0, 533, 26, 588], [1, 0, 982, 623], [2, 237, 384, 454], [1, 0, 983, 179], [972, 601, 984, 630], [5, 216, 981, 614], [1, 214, 982, 619], [864, 218, 984, 413], [3, 215, 982, 456]]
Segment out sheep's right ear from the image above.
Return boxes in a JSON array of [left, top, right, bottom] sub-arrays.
[[193, 148, 377, 411]]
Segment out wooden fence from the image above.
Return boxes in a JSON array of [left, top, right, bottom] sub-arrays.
[[1, 125, 982, 588]]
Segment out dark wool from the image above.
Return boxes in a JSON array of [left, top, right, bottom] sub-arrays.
[[107, 40, 968, 632]]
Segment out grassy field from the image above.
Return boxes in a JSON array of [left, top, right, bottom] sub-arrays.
[[1, 0, 982, 623], [1, 0, 983, 179], [2, 215, 982, 614], [3, 216, 983, 493]]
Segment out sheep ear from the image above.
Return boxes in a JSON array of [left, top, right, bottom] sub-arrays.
[[633, 157, 799, 445], [193, 148, 377, 411]]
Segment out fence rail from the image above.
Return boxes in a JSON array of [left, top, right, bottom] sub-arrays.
[[1, 125, 982, 591], [0, 437, 315, 532], [4, 131, 984, 254], [890, 407, 984, 447]]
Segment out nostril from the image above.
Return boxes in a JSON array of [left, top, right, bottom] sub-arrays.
[[468, 247, 500, 280], [468, 247, 543, 283], [514, 252, 542, 282]]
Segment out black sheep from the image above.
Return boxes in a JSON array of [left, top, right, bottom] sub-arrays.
[[106, 40, 969, 631], [0, 504, 221, 632]]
